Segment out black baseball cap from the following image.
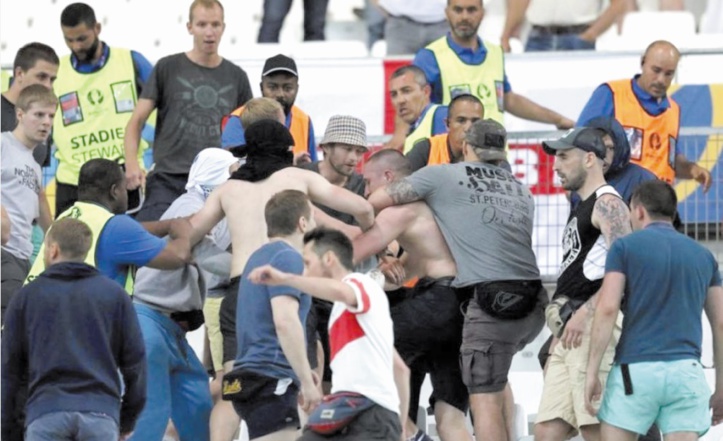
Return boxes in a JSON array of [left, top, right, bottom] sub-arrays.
[[542, 127, 606, 159], [262, 54, 298, 77]]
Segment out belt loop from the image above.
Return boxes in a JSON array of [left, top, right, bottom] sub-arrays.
[[620, 364, 634, 395]]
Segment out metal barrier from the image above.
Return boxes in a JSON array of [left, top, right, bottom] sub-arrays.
[[39, 127, 723, 277]]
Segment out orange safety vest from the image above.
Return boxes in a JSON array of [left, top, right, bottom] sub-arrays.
[[608, 79, 680, 184], [426, 134, 450, 166], [220, 105, 311, 156]]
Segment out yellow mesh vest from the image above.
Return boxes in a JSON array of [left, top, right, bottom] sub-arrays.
[[427, 37, 505, 124], [404, 104, 441, 154], [52, 48, 147, 185], [25, 202, 134, 294]]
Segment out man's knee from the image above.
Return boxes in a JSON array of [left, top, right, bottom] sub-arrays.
[[534, 419, 575, 441], [461, 341, 515, 395]]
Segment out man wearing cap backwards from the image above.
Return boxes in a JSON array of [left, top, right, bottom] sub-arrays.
[[221, 54, 317, 164], [369, 119, 547, 441], [534, 128, 632, 441], [128, 148, 239, 441]]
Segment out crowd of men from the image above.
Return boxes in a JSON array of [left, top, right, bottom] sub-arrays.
[[1, 1, 721, 441]]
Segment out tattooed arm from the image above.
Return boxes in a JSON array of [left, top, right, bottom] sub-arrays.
[[592, 193, 632, 248], [367, 178, 422, 214]]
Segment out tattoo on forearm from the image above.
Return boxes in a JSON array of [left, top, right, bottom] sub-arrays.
[[386, 179, 421, 205], [596, 196, 632, 246]]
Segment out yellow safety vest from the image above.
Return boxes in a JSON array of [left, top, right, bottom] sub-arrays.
[[404, 104, 442, 154], [25, 202, 134, 294], [1, 69, 10, 93], [53, 48, 146, 185], [427, 37, 505, 124]]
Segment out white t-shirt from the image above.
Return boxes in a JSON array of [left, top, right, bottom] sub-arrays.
[[378, 0, 446, 24], [526, 0, 602, 26], [328, 272, 399, 414], [1, 131, 41, 260]]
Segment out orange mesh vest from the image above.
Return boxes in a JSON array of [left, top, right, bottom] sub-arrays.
[[220, 105, 311, 156], [608, 79, 680, 183], [426, 134, 450, 165]]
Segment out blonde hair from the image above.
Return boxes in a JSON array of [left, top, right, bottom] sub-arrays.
[[17, 84, 57, 111], [189, 0, 224, 22], [240, 98, 284, 129]]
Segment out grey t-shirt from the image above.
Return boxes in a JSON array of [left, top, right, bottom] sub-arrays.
[[1, 132, 41, 260], [406, 161, 540, 287], [2, 96, 49, 166], [299, 161, 365, 225], [133, 189, 231, 312], [141, 53, 252, 175]]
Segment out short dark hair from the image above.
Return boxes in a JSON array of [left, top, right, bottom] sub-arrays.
[[61, 3, 97, 28], [265, 190, 311, 238], [448, 93, 484, 116], [13, 42, 59, 73], [365, 149, 412, 178], [303, 227, 354, 271], [77, 159, 124, 201], [390, 65, 428, 87], [189, 0, 225, 22], [16, 84, 57, 111], [47, 218, 92, 261], [631, 180, 677, 220]]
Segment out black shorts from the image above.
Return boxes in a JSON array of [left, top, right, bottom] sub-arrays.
[[298, 404, 401, 441], [231, 377, 300, 439], [308, 298, 333, 382], [391, 278, 469, 415], [220, 276, 241, 364]]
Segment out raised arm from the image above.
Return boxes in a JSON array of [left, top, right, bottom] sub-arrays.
[[249, 265, 359, 308], [368, 178, 422, 214], [304, 171, 374, 231], [124, 98, 155, 190], [189, 186, 227, 245], [353, 206, 410, 264]]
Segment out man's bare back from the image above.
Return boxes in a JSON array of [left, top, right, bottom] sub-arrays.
[[191, 167, 373, 277], [353, 201, 456, 281]]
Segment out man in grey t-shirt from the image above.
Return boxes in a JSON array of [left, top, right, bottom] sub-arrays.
[[369, 119, 547, 441], [123, 0, 252, 222]]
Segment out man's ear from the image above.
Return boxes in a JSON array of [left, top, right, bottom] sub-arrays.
[[640, 55, 646, 68], [322, 250, 336, 267]]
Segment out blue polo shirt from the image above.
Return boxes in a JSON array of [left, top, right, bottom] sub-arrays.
[[95, 215, 166, 287], [221, 109, 317, 162], [413, 33, 512, 104], [607, 222, 722, 364], [578, 75, 674, 124], [410, 103, 449, 136]]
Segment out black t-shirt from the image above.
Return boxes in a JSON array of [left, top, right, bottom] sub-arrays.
[[1, 95, 50, 167], [406, 138, 433, 172], [299, 161, 365, 225]]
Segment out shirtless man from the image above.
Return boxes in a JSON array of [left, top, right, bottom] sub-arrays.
[[189, 119, 374, 371], [352, 149, 472, 441]]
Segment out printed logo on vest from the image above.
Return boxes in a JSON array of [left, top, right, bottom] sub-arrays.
[[60, 92, 83, 126], [87, 89, 104, 106], [449, 83, 472, 99], [111, 80, 136, 113], [624, 127, 644, 160]]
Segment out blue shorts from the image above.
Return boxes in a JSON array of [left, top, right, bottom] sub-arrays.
[[598, 359, 711, 436]]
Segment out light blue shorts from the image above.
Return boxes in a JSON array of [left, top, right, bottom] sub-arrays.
[[598, 359, 711, 436]]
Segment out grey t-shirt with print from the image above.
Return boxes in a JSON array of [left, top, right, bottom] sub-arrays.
[[406, 161, 540, 287], [141, 53, 252, 175], [1, 131, 41, 259]]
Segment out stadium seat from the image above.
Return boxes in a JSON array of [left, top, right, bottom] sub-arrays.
[[370, 40, 387, 58], [620, 11, 696, 44]]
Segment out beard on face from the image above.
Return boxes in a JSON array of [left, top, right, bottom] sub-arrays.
[[75, 37, 100, 62], [562, 168, 587, 192]]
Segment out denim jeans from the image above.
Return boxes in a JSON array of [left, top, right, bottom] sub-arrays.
[[128, 304, 212, 441], [258, 0, 329, 42], [26, 412, 118, 441], [525, 29, 596, 52]]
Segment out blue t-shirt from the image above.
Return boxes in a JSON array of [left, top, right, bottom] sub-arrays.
[[95, 215, 166, 287], [578, 76, 680, 157], [413, 33, 512, 104], [410, 104, 448, 136], [235, 241, 310, 382], [606, 222, 722, 364], [221, 109, 318, 162]]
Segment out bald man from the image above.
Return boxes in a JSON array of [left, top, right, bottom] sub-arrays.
[[578, 40, 711, 192]]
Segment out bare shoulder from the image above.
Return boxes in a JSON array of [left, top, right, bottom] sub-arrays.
[[593, 193, 631, 243]]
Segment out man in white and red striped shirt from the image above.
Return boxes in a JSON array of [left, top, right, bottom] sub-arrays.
[[249, 227, 405, 440]]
